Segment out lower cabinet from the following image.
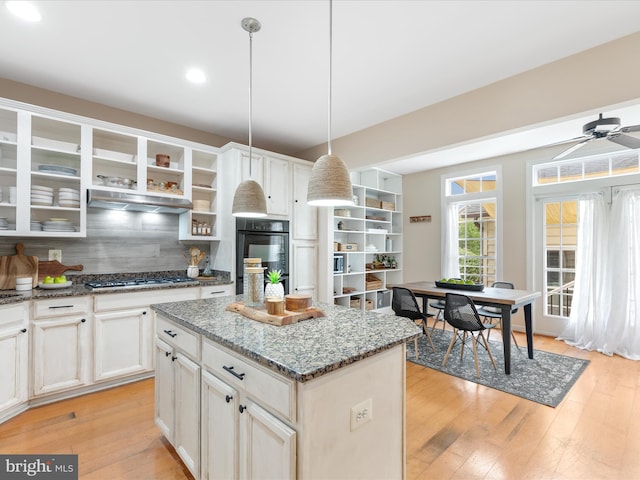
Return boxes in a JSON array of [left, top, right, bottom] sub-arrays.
[[94, 307, 152, 382], [31, 297, 91, 397], [0, 303, 29, 422], [155, 316, 201, 479], [201, 370, 296, 480]]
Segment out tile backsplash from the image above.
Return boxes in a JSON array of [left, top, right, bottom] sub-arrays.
[[0, 210, 214, 275]]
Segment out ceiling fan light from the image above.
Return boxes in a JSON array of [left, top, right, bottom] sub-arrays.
[[232, 179, 267, 217], [307, 154, 354, 206]]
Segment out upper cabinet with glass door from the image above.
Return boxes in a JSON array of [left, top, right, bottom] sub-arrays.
[[29, 115, 84, 236], [0, 108, 18, 235]]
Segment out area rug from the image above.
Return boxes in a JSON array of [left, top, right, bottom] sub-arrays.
[[406, 329, 589, 407]]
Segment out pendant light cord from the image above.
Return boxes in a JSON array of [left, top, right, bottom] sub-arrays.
[[249, 28, 254, 177], [327, 0, 333, 156]]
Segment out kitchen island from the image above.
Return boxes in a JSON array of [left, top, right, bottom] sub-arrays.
[[152, 295, 421, 480]]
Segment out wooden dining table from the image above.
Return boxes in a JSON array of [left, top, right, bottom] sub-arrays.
[[389, 281, 541, 374]]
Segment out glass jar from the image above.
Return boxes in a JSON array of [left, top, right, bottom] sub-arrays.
[[244, 266, 264, 307]]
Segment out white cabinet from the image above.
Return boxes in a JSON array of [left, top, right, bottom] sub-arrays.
[[199, 283, 234, 299], [201, 339, 296, 480], [155, 315, 201, 479], [328, 168, 403, 311], [31, 297, 91, 396], [264, 156, 291, 216], [0, 302, 29, 422], [179, 148, 219, 241], [94, 307, 152, 382], [292, 163, 317, 241], [292, 243, 317, 298]]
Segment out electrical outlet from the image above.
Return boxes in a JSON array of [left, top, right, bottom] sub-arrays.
[[48, 249, 62, 262], [350, 398, 372, 431]]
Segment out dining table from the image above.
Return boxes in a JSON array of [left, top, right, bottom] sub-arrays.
[[389, 281, 541, 374]]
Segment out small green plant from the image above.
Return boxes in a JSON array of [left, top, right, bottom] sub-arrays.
[[267, 269, 282, 284]]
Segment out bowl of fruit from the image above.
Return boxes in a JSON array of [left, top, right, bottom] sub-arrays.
[[435, 278, 485, 292], [38, 275, 72, 289]]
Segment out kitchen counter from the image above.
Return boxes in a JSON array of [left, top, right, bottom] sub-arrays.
[[0, 278, 233, 305], [151, 295, 421, 382]]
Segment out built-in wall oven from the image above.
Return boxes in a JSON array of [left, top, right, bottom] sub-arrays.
[[236, 218, 289, 295]]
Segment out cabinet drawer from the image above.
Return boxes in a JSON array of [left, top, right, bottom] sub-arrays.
[[199, 284, 234, 299], [94, 287, 199, 312], [33, 297, 90, 319], [202, 339, 295, 423], [156, 315, 199, 360], [0, 302, 27, 327]]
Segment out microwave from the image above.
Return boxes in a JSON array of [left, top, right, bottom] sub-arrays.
[[333, 255, 344, 274]]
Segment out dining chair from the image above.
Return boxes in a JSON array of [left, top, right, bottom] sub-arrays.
[[476, 281, 520, 348], [442, 292, 497, 377], [392, 287, 435, 356]]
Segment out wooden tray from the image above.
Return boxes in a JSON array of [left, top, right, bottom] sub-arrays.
[[38, 260, 83, 282], [226, 301, 324, 326], [0, 243, 38, 290]]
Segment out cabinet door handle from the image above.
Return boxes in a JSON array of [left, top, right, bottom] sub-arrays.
[[142, 311, 147, 315], [49, 305, 74, 309], [239, 404, 246, 414], [209, 291, 225, 295], [171, 356, 177, 362], [222, 365, 245, 380], [81, 318, 86, 323], [225, 395, 233, 403], [21, 328, 27, 333], [163, 329, 177, 338], [165, 351, 171, 357]]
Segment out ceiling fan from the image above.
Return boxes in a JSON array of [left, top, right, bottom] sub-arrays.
[[553, 113, 640, 159]]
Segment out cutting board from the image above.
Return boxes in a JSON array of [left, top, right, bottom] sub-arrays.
[[226, 301, 324, 326], [38, 260, 84, 282], [0, 243, 39, 290]]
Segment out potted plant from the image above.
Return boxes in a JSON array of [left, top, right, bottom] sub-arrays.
[[264, 269, 284, 299]]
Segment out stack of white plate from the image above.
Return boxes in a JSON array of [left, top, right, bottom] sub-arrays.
[[58, 188, 80, 208], [0, 217, 8, 230], [31, 185, 54, 206], [43, 218, 76, 232], [30, 220, 43, 231]]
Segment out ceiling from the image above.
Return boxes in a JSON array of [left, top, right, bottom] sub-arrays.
[[1, 1, 640, 174]]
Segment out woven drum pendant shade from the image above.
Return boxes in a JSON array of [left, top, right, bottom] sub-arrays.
[[232, 179, 267, 217], [307, 154, 353, 206]]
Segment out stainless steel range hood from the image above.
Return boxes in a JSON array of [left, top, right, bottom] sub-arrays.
[[87, 189, 193, 214]]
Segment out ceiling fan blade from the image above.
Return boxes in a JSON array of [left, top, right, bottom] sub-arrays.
[[620, 124, 640, 133], [608, 132, 640, 149], [553, 137, 591, 160]]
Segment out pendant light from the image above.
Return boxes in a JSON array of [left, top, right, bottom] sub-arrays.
[[307, 0, 354, 206], [232, 17, 267, 218]]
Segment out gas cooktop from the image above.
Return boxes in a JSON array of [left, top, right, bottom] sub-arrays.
[[85, 276, 198, 291]]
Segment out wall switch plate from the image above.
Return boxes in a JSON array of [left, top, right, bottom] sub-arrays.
[[48, 249, 62, 262], [350, 398, 372, 431]]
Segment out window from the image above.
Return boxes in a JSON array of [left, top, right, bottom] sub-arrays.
[[533, 151, 639, 186], [543, 200, 576, 317], [443, 170, 499, 286]]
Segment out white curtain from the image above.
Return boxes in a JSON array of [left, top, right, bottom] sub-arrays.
[[442, 203, 461, 278], [558, 193, 610, 351], [603, 189, 640, 359], [559, 188, 640, 360]]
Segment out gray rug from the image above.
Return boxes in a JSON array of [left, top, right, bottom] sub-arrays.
[[406, 329, 589, 407]]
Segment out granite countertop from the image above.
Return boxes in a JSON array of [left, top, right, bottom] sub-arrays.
[[151, 295, 421, 383], [0, 275, 233, 305]]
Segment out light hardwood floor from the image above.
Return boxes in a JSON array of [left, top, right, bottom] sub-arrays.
[[2, 331, 639, 479]]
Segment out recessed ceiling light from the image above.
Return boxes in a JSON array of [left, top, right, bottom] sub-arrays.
[[6, 1, 42, 22], [185, 68, 206, 84]]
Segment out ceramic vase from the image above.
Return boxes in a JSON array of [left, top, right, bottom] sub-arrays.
[[264, 282, 284, 300], [186, 265, 199, 278]]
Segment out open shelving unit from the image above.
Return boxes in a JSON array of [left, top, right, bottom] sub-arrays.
[[331, 168, 403, 312]]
